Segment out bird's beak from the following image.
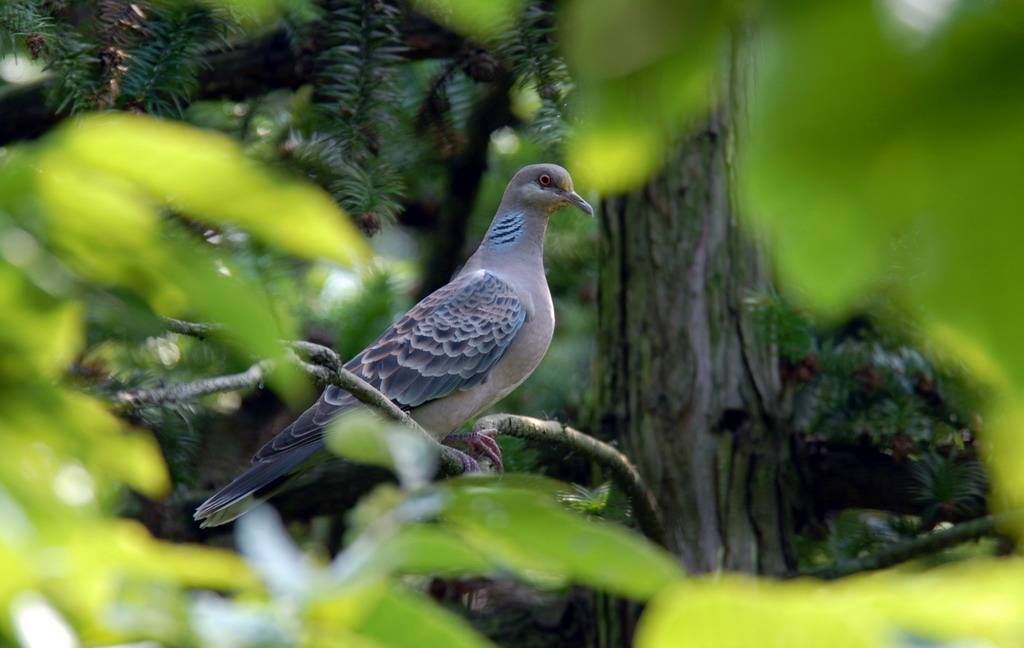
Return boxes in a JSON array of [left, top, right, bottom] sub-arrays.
[[563, 190, 594, 216]]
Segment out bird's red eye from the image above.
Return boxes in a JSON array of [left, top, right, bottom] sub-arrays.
[[538, 174, 551, 186]]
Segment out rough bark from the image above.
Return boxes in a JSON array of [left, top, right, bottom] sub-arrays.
[[593, 52, 796, 576]]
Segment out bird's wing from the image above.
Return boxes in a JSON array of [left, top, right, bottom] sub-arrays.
[[252, 269, 526, 461]]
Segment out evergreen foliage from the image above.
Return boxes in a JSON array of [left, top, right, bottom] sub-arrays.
[[115, 4, 225, 115], [496, 0, 571, 158], [14, 1, 228, 115], [749, 287, 991, 557], [0, 0, 53, 57], [309, 0, 406, 227]]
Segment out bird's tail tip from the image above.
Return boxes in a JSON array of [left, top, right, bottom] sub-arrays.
[[194, 492, 260, 528]]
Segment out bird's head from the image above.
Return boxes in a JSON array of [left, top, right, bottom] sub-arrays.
[[505, 163, 593, 216]]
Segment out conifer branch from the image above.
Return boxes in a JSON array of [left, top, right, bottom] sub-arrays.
[[0, 15, 468, 145], [806, 512, 1018, 580]]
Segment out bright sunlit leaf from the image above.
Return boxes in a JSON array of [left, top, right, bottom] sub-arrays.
[[0, 260, 83, 379], [236, 506, 317, 598], [833, 558, 1024, 645], [413, 0, 522, 42], [11, 593, 79, 648], [563, 0, 727, 193], [51, 113, 370, 267], [636, 577, 874, 648], [198, 0, 318, 30], [569, 127, 659, 195], [370, 524, 495, 577]]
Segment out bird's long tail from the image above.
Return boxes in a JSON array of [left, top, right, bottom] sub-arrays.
[[194, 443, 323, 528]]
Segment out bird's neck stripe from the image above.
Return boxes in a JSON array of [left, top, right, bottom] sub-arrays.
[[486, 211, 525, 246]]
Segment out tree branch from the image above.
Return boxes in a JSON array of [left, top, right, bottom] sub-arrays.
[[806, 512, 1017, 580], [473, 414, 669, 548], [0, 15, 469, 146], [418, 71, 515, 297], [115, 360, 271, 406], [140, 321, 665, 541], [161, 316, 224, 339], [114, 340, 464, 475]]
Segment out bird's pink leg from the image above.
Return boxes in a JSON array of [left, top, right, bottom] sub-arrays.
[[442, 428, 503, 473]]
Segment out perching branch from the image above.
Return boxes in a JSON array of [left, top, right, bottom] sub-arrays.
[[134, 321, 664, 541], [473, 414, 669, 549], [806, 512, 1018, 580], [115, 337, 464, 474]]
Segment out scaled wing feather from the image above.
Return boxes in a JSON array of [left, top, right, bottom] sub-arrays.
[[252, 270, 525, 462]]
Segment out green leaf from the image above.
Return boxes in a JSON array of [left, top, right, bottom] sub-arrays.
[[413, 0, 522, 42], [441, 480, 684, 600], [51, 113, 370, 267], [741, 0, 1024, 513], [563, 0, 728, 192], [325, 410, 438, 489], [0, 258, 82, 380], [636, 577, 875, 648], [354, 585, 497, 648], [371, 524, 495, 577], [639, 559, 1024, 647], [197, 0, 319, 30], [12, 113, 381, 402]]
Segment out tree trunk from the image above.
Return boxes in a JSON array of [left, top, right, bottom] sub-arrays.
[[593, 54, 798, 577]]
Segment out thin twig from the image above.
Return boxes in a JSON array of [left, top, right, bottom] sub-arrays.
[[806, 512, 1018, 580], [161, 317, 224, 339], [288, 340, 344, 373], [292, 356, 463, 476], [115, 360, 272, 406], [115, 339, 463, 474], [474, 414, 669, 548]]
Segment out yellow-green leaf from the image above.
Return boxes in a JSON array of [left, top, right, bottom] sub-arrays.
[[52, 113, 369, 266]]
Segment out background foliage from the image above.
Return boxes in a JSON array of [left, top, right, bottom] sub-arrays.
[[1, 0, 1023, 646]]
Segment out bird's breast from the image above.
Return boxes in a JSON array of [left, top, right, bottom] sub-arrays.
[[411, 277, 554, 438]]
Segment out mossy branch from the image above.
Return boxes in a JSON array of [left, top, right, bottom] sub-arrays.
[[473, 413, 668, 548], [125, 321, 666, 545]]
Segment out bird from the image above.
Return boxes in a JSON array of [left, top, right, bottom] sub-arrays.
[[195, 164, 593, 527]]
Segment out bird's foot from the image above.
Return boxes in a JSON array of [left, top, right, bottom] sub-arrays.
[[442, 428, 503, 473], [446, 448, 482, 474]]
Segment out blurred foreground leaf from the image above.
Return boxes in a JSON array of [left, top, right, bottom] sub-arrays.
[[52, 114, 370, 267], [441, 479, 684, 599], [326, 410, 438, 489], [563, 0, 729, 192], [0, 110, 367, 645], [637, 577, 872, 648], [413, 0, 521, 42], [638, 559, 1024, 647], [354, 585, 497, 648], [742, 0, 1024, 522]]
